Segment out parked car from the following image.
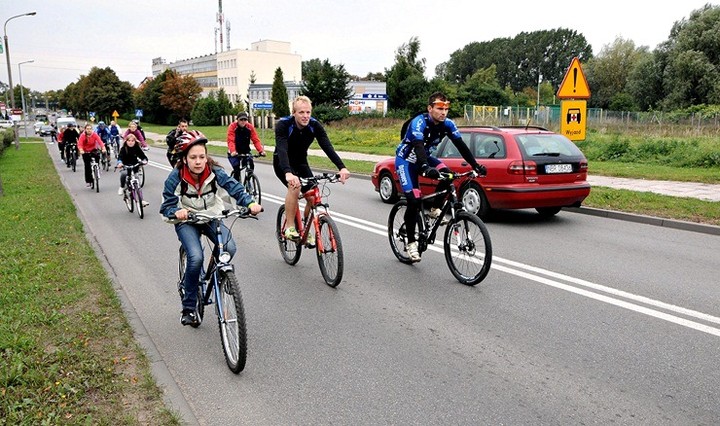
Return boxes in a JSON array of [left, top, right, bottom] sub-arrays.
[[33, 121, 44, 134], [0, 119, 14, 129], [371, 125, 590, 218], [38, 125, 55, 137]]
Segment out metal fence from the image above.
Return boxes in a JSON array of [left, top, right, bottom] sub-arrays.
[[463, 105, 720, 135]]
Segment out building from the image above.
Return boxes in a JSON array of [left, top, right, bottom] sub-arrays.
[[348, 81, 387, 116], [247, 81, 303, 115], [151, 40, 301, 105]]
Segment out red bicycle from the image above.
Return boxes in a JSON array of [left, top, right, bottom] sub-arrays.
[[275, 173, 344, 287]]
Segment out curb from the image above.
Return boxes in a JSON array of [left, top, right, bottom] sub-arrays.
[[565, 206, 720, 236]]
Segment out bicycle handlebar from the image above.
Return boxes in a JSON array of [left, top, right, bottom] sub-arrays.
[[186, 207, 261, 223], [234, 153, 265, 158], [299, 172, 341, 185], [438, 170, 479, 181], [114, 162, 147, 172]]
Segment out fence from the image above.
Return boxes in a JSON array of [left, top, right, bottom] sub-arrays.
[[463, 105, 720, 136]]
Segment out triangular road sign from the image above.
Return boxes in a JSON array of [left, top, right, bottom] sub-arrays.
[[557, 57, 591, 99]]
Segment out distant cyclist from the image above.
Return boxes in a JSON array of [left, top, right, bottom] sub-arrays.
[[395, 92, 486, 262], [78, 123, 107, 187], [116, 133, 149, 206], [273, 96, 349, 242], [165, 118, 188, 167], [95, 121, 112, 161], [109, 120, 122, 151], [227, 111, 265, 180], [123, 121, 148, 150], [159, 130, 263, 326]]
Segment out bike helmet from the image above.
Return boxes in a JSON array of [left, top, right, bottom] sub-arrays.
[[98, 121, 105, 126], [174, 130, 208, 155]]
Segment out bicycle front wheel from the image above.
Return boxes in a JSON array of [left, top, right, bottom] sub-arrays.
[[245, 174, 262, 205], [276, 205, 302, 265], [70, 151, 77, 172], [216, 270, 247, 374], [316, 215, 343, 287], [443, 212, 493, 286], [387, 200, 416, 264], [138, 165, 145, 188], [134, 187, 144, 219], [123, 188, 134, 212], [94, 166, 100, 193]]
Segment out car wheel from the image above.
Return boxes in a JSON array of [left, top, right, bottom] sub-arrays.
[[461, 182, 490, 219], [535, 207, 562, 217], [378, 172, 399, 203]]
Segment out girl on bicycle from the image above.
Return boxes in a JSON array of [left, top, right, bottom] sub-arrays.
[[160, 130, 263, 326], [116, 133, 149, 205], [78, 123, 106, 188]]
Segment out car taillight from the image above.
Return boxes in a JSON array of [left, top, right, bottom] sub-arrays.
[[508, 160, 537, 175], [579, 160, 588, 171]]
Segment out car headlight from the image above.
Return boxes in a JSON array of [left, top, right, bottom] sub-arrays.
[[218, 251, 232, 264]]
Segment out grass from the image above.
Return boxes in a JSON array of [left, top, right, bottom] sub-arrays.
[[0, 142, 178, 425]]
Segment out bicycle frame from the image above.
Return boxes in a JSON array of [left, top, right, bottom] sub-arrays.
[[294, 184, 335, 254]]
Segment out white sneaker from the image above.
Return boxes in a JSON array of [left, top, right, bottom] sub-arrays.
[[306, 231, 316, 248], [428, 207, 442, 219], [406, 241, 421, 262], [141, 200, 150, 207], [117, 187, 124, 196], [142, 146, 150, 151]]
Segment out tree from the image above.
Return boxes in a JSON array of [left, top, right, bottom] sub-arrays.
[[191, 92, 219, 126], [160, 70, 202, 123], [585, 37, 648, 109], [216, 88, 233, 117], [625, 52, 664, 110], [385, 36, 429, 113], [271, 67, 290, 117], [78, 67, 133, 122], [134, 70, 173, 124], [457, 65, 509, 107], [301, 59, 353, 107]]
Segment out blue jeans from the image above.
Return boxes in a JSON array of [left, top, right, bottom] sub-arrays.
[[175, 221, 237, 311]]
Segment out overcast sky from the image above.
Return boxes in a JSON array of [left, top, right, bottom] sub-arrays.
[[2, 0, 717, 93]]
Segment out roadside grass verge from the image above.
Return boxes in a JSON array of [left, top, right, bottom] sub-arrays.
[[0, 143, 178, 425]]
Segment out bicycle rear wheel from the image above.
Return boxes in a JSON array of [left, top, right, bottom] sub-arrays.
[[387, 200, 417, 264], [443, 212, 493, 286], [316, 215, 343, 287], [244, 174, 262, 205], [178, 247, 205, 325], [216, 270, 247, 373], [276, 205, 302, 265]]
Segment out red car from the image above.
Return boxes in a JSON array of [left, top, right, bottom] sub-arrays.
[[371, 125, 590, 218]]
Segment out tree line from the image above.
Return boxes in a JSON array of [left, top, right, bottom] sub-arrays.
[[6, 4, 717, 124]]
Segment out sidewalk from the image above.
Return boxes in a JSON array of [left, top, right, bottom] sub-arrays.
[[151, 133, 720, 202]]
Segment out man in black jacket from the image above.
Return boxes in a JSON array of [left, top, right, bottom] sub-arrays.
[[165, 119, 188, 166]]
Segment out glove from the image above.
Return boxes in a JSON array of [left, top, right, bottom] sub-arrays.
[[439, 167, 452, 174], [422, 166, 440, 180], [473, 163, 487, 176]]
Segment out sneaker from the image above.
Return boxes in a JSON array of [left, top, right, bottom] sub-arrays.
[[306, 231, 316, 248], [117, 187, 124, 196], [141, 200, 150, 207], [86, 183, 92, 188], [406, 241, 421, 262], [180, 310, 200, 326], [284, 226, 300, 240], [142, 146, 150, 151], [428, 207, 442, 219]]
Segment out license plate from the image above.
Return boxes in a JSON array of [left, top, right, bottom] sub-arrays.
[[545, 164, 572, 173]]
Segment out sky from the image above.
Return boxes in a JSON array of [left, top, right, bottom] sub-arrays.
[[2, 0, 718, 94]]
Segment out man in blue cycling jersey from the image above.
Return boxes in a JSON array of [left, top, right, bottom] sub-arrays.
[[395, 92, 486, 262]]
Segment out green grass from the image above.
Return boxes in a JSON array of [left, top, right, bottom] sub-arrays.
[[0, 143, 178, 425]]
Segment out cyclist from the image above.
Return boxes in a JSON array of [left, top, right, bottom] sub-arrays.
[[273, 95, 350, 246], [227, 111, 265, 180], [109, 120, 122, 152], [165, 118, 188, 167], [78, 123, 107, 187], [95, 121, 112, 162], [116, 133, 149, 206], [123, 121, 148, 150], [61, 123, 80, 167], [160, 130, 263, 326], [396, 92, 487, 262]]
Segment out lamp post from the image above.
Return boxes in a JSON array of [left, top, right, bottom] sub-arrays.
[[18, 60, 34, 138], [4, 11, 37, 149]]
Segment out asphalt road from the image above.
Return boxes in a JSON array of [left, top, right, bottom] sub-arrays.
[[48, 140, 720, 425]]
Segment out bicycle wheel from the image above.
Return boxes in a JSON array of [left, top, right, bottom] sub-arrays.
[[216, 270, 247, 374], [443, 212, 493, 286], [387, 200, 417, 264], [244, 174, 262, 205], [94, 165, 100, 193], [178, 247, 204, 326], [123, 188, 134, 212], [138, 165, 145, 188], [134, 187, 144, 219], [276, 205, 302, 265], [71, 151, 77, 172], [316, 215, 344, 287]]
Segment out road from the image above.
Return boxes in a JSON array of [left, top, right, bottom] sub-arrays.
[[47, 140, 720, 425]]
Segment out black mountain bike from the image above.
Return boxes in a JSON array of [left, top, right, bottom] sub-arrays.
[[388, 170, 493, 286], [177, 208, 258, 373], [65, 142, 78, 172], [231, 153, 262, 204]]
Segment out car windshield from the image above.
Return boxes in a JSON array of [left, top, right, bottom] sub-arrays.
[[515, 134, 583, 157]]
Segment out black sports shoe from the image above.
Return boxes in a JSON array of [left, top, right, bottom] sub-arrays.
[[181, 310, 200, 326]]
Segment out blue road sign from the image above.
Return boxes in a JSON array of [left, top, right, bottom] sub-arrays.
[[135, 109, 144, 117], [252, 102, 273, 110]]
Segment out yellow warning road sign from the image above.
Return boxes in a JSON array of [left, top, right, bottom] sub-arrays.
[[557, 57, 590, 99], [560, 100, 587, 141]]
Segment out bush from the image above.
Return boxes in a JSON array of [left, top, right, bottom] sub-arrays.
[[312, 104, 350, 123]]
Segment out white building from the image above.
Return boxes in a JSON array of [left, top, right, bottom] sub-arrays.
[[217, 40, 302, 106]]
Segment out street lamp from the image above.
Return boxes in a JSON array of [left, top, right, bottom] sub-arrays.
[[18, 60, 34, 137], [4, 11, 37, 149]]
